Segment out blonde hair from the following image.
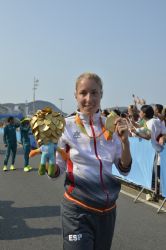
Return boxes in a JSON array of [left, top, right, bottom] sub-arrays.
[[75, 72, 103, 97]]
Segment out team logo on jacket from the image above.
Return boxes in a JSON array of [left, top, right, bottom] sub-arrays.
[[73, 131, 81, 138], [69, 234, 82, 241]]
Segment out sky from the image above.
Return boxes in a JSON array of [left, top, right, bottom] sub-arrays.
[[0, 0, 166, 114]]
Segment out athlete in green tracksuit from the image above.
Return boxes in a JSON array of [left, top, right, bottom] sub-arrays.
[[3, 116, 20, 171], [20, 117, 32, 172]]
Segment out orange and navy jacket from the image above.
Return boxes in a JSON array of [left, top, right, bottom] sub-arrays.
[[55, 111, 131, 211]]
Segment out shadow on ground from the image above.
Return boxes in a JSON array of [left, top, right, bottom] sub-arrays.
[[0, 200, 61, 240]]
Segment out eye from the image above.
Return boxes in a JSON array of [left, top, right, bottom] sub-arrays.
[[91, 90, 99, 96], [79, 90, 87, 96]]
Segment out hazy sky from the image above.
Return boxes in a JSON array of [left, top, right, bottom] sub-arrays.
[[0, 0, 165, 114]]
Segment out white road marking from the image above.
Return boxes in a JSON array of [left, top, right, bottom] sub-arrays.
[[120, 189, 166, 213]]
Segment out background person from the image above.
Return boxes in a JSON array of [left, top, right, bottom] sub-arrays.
[[162, 106, 166, 126], [127, 104, 139, 122], [3, 116, 20, 171], [20, 117, 32, 172], [132, 105, 166, 150], [153, 103, 164, 122], [131, 105, 166, 201]]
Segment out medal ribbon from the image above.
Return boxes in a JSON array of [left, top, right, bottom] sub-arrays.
[[75, 114, 112, 141]]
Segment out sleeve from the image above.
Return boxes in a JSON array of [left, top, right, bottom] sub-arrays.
[[3, 126, 7, 144], [55, 132, 68, 176], [117, 159, 132, 175], [161, 122, 166, 134], [20, 130, 23, 144]]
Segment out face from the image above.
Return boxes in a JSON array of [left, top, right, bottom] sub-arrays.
[[128, 107, 133, 116], [153, 106, 158, 116], [139, 110, 145, 119], [75, 78, 102, 115], [24, 121, 30, 126], [9, 118, 14, 124]]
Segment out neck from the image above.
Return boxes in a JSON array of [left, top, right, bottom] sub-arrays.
[[77, 109, 100, 116]]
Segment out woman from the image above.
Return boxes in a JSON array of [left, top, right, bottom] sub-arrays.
[[50, 73, 132, 250]]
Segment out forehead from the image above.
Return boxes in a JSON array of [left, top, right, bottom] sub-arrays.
[[76, 78, 101, 91]]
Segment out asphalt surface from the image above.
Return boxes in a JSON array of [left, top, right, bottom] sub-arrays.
[[0, 152, 166, 250]]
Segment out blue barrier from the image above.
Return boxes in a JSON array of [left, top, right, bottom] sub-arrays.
[[160, 146, 166, 198], [29, 133, 37, 148], [0, 128, 21, 143], [0, 113, 23, 120], [16, 130, 37, 148], [112, 137, 156, 190], [0, 128, 37, 149]]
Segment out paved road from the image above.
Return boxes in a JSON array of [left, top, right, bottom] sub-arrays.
[[0, 153, 166, 250]]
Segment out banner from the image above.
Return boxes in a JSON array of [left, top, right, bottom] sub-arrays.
[[112, 137, 156, 189], [16, 130, 37, 148], [0, 129, 37, 149], [160, 146, 166, 198]]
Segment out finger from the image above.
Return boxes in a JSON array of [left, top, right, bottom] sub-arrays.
[[115, 118, 128, 127], [116, 124, 129, 135]]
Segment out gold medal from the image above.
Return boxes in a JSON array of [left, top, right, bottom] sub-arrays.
[[44, 119, 51, 126], [32, 122, 39, 130], [31, 116, 37, 126], [105, 111, 119, 132]]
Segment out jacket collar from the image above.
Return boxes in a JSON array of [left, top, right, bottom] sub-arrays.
[[76, 110, 101, 123]]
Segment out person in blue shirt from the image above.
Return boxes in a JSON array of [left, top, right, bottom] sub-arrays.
[[3, 116, 20, 171], [20, 117, 32, 172]]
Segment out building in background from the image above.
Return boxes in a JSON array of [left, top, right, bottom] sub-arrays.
[[0, 100, 67, 124]]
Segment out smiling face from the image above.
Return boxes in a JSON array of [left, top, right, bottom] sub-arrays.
[[75, 74, 102, 116]]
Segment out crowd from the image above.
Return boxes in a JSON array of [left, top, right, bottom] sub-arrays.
[[103, 102, 166, 201], [0, 72, 166, 250]]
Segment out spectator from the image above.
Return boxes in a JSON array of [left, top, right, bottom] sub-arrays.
[[101, 109, 110, 117], [153, 104, 164, 121], [133, 105, 166, 150], [131, 105, 166, 201], [127, 104, 139, 122], [162, 107, 166, 126]]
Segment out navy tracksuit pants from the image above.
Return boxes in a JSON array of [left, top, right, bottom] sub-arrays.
[[61, 197, 116, 250]]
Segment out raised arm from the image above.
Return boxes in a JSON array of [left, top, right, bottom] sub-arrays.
[[115, 118, 132, 170]]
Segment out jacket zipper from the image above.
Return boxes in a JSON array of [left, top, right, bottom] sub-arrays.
[[89, 116, 109, 207]]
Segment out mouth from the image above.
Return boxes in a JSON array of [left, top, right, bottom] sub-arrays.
[[84, 107, 94, 111], [84, 105, 94, 109]]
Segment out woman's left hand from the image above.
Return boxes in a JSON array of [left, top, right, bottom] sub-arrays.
[[115, 118, 129, 142]]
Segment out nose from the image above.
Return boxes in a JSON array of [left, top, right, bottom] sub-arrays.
[[85, 93, 93, 103]]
